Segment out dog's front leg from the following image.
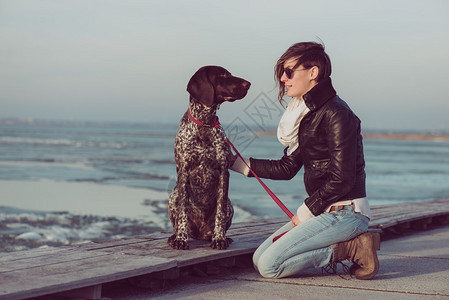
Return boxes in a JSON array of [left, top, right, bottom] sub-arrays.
[[168, 171, 191, 250], [210, 168, 233, 250]]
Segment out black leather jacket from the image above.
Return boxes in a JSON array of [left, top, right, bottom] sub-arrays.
[[249, 78, 366, 216]]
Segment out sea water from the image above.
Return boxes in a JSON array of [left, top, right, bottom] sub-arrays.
[[1, 121, 449, 252]]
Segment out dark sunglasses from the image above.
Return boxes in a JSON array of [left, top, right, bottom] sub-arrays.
[[284, 67, 308, 79]]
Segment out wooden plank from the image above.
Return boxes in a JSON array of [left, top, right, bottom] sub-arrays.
[[228, 224, 287, 237], [77, 220, 283, 251], [0, 248, 112, 273], [71, 233, 267, 270], [165, 238, 262, 268], [371, 207, 445, 218], [0, 253, 176, 300], [97, 235, 268, 269], [229, 217, 289, 229], [371, 200, 449, 212], [73, 236, 159, 251], [369, 199, 449, 230], [370, 211, 449, 229], [0, 246, 68, 263]]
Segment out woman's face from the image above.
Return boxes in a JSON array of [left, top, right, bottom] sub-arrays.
[[281, 58, 318, 99]]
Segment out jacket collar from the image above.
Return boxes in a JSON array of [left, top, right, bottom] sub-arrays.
[[302, 77, 336, 111]]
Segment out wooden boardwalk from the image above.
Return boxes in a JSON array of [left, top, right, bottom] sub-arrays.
[[1, 198, 449, 300]]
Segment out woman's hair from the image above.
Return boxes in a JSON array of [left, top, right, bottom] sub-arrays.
[[275, 41, 332, 103]]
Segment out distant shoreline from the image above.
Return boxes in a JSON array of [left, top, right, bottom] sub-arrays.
[[362, 132, 449, 141], [1, 118, 448, 141], [255, 130, 449, 141]]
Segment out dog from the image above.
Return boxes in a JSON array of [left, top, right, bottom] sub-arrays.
[[168, 66, 251, 250]]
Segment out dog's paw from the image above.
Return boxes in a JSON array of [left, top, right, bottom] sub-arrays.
[[210, 237, 233, 250], [167, 235, 189, 250]]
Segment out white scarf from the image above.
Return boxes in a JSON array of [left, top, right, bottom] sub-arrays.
[[277, 97, 310, 155]]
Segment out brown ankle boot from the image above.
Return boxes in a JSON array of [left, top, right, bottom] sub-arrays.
[[332, 232, 381, 280]]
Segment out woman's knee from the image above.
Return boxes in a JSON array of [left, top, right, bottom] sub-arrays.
[[258, 267, 279, 278], [255, 253, 281, 278]]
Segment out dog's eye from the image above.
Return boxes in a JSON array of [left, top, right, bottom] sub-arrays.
[[220, 73, 230, 78]]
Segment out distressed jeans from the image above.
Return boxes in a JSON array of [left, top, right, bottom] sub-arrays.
[[253, 206, 369, 278]]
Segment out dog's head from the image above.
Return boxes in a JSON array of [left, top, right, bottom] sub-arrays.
[[187, 66, 251, 107]]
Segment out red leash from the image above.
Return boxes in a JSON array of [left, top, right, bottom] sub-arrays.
[[220, 126, 294, 219], [223, 132, 293, 242], [187, 109, 293, 242]]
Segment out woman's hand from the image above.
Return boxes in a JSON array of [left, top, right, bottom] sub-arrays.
[[291, 214, 301, 227]]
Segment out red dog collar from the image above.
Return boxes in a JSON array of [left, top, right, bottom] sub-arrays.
[[187, 108, 220, 128]]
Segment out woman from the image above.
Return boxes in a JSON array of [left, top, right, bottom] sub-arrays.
[[231, 42, 380, 279]]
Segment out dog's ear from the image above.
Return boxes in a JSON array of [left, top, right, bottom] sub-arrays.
[[187, 67, 215, 107]]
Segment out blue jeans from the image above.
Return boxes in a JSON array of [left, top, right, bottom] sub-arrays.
[[253, 206, 369, 278]]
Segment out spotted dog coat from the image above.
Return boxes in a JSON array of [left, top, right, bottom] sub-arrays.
[[168, 66, 250, 250]]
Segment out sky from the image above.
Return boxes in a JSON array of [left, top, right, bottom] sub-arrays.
[[1, 0, 448, 132]]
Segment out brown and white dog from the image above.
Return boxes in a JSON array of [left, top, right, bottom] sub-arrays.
[[168, 66, 250, 250]]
